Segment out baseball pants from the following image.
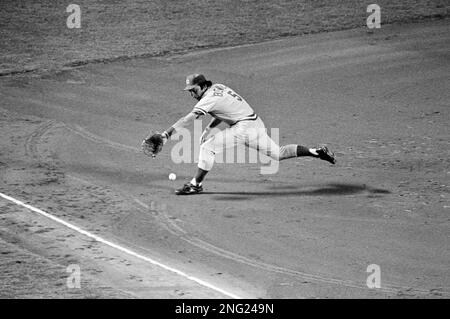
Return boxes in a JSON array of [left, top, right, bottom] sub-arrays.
[[198, 117, 297, 171]]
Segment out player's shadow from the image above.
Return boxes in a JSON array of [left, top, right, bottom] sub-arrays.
[[205, 183, 390, 201]]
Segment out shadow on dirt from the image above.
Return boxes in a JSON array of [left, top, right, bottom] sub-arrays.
[[206, 183, 390, 200]]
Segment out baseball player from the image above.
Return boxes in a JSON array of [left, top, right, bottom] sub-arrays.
[[156, 74, 336, 195]]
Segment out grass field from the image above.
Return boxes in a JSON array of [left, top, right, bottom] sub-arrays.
[[0, 0, 449, 75]]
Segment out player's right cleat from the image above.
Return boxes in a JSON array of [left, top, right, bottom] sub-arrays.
[[175, 182, 203, 195], [316, 146, 336, 164]]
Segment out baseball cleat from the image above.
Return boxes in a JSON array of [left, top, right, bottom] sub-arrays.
[[175, 182, 203, 195], [316, 146, 336, 164]]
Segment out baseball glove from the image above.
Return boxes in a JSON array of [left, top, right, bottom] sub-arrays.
[[142, 132, 166, 158]]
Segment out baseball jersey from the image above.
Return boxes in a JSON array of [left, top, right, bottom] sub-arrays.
[[192, 84, 257, 126]]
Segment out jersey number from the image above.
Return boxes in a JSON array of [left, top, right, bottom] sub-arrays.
[[213, 85, 224, 97]]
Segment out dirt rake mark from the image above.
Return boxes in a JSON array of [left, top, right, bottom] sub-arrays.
[[37, 120, 450, 297], [133, 198, 450, 297], [24, 120, 57, 160], [63, 123, 140, 153]]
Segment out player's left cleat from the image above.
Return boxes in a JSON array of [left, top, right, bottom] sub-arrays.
[[316, 146, 336, 164], [175, 182, 203, 195]]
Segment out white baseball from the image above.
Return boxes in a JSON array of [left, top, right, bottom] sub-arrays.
[[169, 173, 176, 181]]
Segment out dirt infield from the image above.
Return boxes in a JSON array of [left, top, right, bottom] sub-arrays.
[[1, 19, 449, 298], [0, 0, 449, 75], [0, 110, 242, 298], [0, 1, 449, 300]]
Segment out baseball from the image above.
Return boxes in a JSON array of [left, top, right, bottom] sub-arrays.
[[169, 173, 176, 181]]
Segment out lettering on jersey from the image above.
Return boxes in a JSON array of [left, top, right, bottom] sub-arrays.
[[227, 90, 242, 101]]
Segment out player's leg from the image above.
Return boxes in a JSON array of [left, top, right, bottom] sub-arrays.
[[263, 141, 336, 164], [193, 168, 208, 185], [291, 145, 336, 163], [248, 118, 336, 164], [175, 167, 208, 195], [175, 129, 235, 195]]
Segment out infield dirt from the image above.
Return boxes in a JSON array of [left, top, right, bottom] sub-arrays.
[[1, 0, 449, 75], [0, 2, 449, 299]]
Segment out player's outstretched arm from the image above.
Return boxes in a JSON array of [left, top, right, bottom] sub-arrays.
[[163, 111, 203, 140], [142, 111, 203, 158]]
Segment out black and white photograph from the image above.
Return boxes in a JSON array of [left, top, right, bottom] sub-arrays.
[[0, 0, 448, 306]]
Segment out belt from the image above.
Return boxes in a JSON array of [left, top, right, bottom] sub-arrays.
[[231, 113, 258, 126]]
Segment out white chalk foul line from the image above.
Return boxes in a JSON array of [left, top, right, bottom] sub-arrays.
[[0, 192, 242, 299]]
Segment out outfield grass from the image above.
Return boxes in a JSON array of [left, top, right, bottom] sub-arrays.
[[0, 0, 449, 74]]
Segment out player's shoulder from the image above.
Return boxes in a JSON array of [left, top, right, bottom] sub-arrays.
[[205, 83, 229, 97], [211, 83, 228, 90]]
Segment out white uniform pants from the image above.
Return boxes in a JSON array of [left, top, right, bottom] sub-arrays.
[[198, 117, 296, 171]]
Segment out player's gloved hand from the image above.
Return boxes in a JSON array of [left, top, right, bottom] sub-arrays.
[[142, 131, 169, 158]]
